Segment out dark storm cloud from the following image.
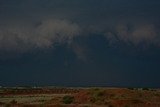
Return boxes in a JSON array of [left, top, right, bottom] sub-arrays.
[[0, 0, 160, 51], [0, 0, 160, 60], [104, 21, 160, 47], [1, 0, 160, 87], [0, 19, 80, 53]]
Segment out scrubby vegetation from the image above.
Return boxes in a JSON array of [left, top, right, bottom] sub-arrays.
[[89, 88, 106, 104], [62, 95, 75, 104], [0, 87, 160, 107]]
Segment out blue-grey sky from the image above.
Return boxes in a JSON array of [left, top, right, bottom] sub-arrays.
[[0, 0, 160, 87]]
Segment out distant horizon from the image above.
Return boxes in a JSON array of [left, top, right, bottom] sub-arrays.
[[0, 85, 160, 89]]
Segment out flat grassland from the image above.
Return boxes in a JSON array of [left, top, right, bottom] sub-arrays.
[[0, 87, 160, 107]]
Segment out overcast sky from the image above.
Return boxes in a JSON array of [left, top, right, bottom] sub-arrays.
[[0, 0, 160, 87]]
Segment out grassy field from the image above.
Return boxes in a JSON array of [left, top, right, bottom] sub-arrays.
[[0, 87, 160, 107]]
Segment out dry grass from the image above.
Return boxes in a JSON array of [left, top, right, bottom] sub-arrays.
[[0, 88, 160, 107]]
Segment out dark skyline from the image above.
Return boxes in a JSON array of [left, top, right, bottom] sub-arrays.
[[0, 0, 160, 87]]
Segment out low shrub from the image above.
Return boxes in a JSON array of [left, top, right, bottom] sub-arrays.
[[62, 95, 74, 104], [10, 99, 17, 104], [89, 89, 106, 104], [127, 88, 134, 90], [142, 88, 149, 91]]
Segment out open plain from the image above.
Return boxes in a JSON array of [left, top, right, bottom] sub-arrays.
[[0, 87, 160, 107]]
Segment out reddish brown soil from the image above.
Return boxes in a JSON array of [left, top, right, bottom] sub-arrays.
[[0, 88, 160, 107]]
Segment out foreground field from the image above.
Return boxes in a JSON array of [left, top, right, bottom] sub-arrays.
[[0, 87, 160, 107]]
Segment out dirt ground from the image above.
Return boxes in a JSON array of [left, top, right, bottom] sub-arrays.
[[0, 87, 160, 107]]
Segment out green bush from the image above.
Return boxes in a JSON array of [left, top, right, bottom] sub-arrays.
[[90, 89, 106, 104], [142, 88, 149, 91], [10, 99, 17, 104], [62, 95, 74, 104], [127, 88, 134, 90]]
